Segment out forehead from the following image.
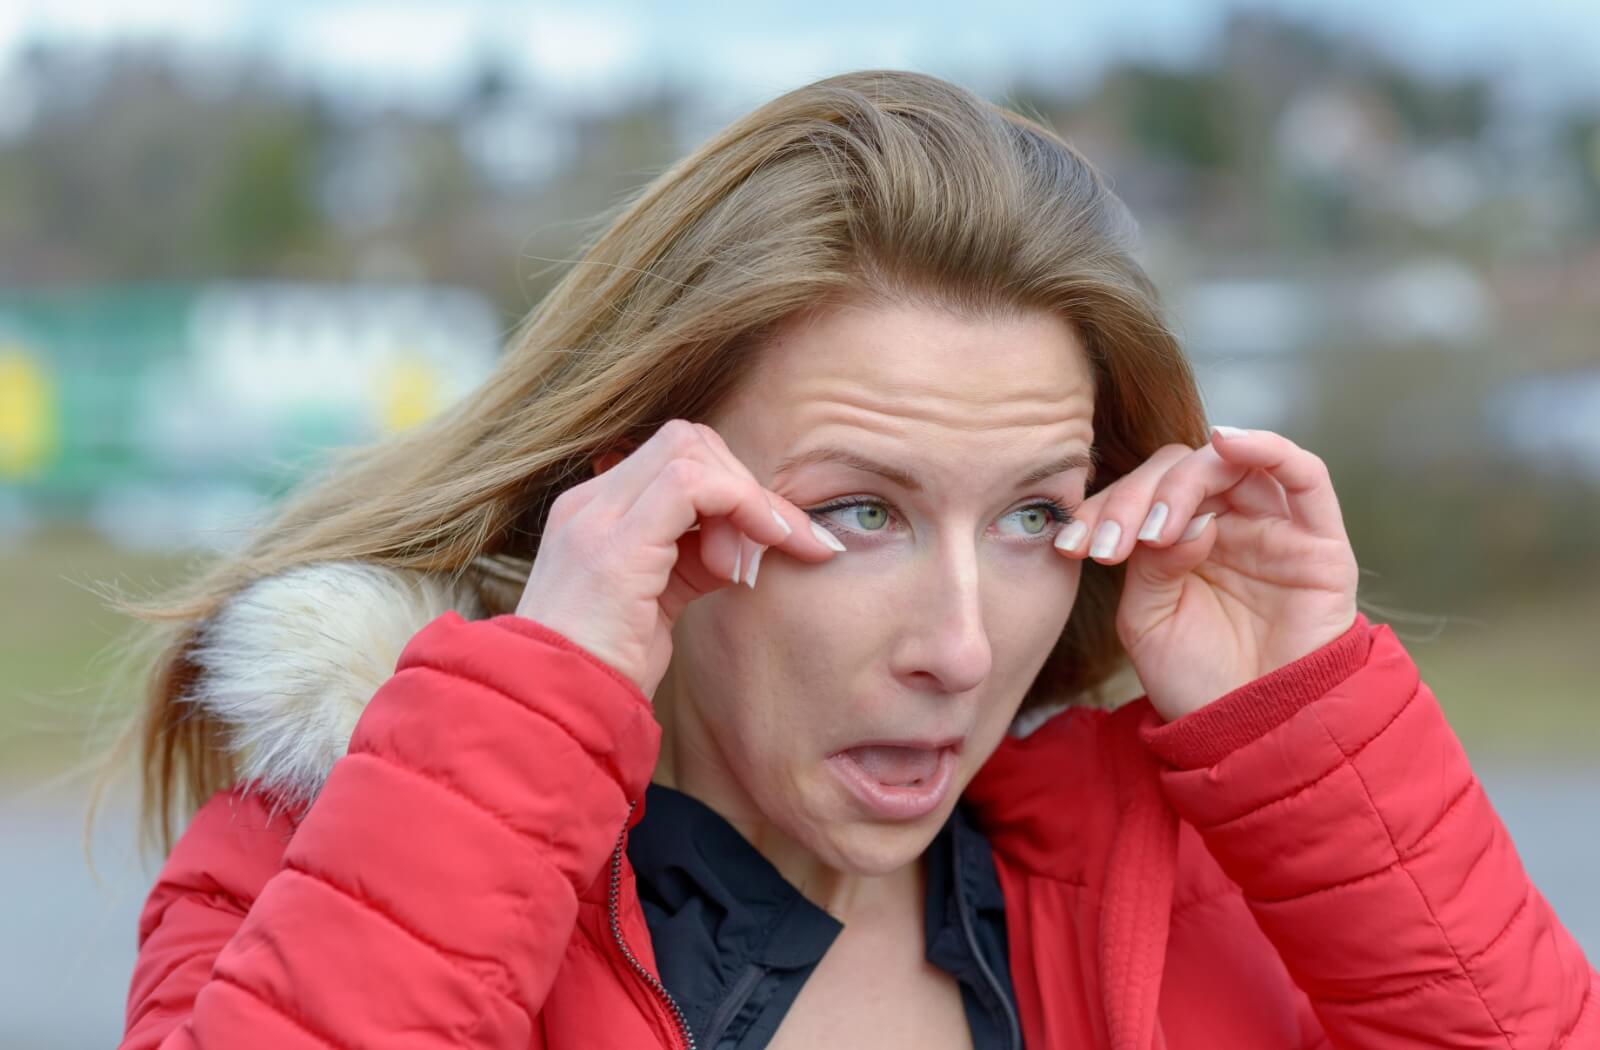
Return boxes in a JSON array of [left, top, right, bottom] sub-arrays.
[[754, 299, 1089, 397], [717, 300, 1095, 480]]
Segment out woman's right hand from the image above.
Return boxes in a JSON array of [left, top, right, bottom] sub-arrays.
[[515, 418, 844, 701]]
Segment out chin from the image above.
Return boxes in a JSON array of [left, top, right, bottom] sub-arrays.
[[812, 809, 951, 876]]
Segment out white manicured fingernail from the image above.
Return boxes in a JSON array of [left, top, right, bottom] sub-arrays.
[[1137, 502, 1168, 542], [731, 546, 742, 584], [744, 544, 765, 588], [810, 520, 847, 552], [1180, 512, 1215, 542], [1090, 520, 1121, 559], [1054, 519, 1088, 551], [770, 507, 793, 537], [1211, 425, 1249, 439]]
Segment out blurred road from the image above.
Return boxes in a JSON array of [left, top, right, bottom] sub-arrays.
[[3, 763, 1597, 1049]]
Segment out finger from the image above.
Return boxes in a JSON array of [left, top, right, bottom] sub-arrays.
[[584, 419, 709, 511], [1123, 501, 1220, 596], [620, 460, 743, 585], [674, 421, 826, 556], [679, 426, 779, 586], [1207, 427, 1345, 537], [624, 454, 800, 566], [697, 514, 745, 587], [1061, 437, 1295, 564], [601, 420, 795, 548], [1127, 443, 1277, 549], [1054, 443, 1193, 563], [663, 528, 731, 606], [693, 422, 827, 555]]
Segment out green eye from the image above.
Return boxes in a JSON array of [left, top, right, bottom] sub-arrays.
[[1017, 507, 1050, 535], [848, 504, 888, 531], [806, 498, 893, 536]]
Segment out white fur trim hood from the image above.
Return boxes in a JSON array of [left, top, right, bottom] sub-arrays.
[[184, 559, 1087, 809], [183, 561, 490, 810]]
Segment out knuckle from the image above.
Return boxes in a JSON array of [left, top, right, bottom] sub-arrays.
[[661, 457, 702, 487], [547, 484, 584, 521], [590, 525, 629, 569], [694, 422, 732, 453], [660, 418, 700, 448]]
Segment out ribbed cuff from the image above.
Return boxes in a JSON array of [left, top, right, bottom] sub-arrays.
[[488, 613, 652, 710], [1139, 612, 1373, 770]]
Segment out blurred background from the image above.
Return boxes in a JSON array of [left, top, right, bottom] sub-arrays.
[[2, 2, 1597, 1046]]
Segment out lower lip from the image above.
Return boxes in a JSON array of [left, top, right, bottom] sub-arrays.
[[826, 746, 957, 821]]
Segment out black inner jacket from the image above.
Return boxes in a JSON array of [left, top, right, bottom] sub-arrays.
[[628, 782, 1023, 1049]]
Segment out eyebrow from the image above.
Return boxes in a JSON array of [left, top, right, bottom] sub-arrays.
[[772, 445, 1095, 491]]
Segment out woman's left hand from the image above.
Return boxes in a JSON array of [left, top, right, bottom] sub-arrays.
[[1054, 426, 1360, 722]]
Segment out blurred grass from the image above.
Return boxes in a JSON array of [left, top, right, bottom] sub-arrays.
[[1397, 586, 1600, 763], [2, 527, 1596, 784], [0, 526, 199, 782]]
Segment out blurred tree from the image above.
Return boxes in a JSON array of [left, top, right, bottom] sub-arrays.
[[1560, 111, 1600, 232], [212, 108, 325, 272], [1374, 69, 1491, 142], [1100, 65, 1237, 173]]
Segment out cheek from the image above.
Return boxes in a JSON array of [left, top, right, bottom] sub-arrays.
[[679, 567, 877, 759], [971, 554, 1082, 731], [989, 551, 1082, 661]]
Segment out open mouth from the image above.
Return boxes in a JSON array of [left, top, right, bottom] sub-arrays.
[[844, 744, 944, 787], [827, 742, 959, 820]]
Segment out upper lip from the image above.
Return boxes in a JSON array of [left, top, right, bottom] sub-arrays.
[[834, 736, 965, 756]]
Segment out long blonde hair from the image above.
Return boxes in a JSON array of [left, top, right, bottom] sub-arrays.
[[101, 69, 1206, 853]]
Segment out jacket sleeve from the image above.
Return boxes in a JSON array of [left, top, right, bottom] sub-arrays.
[[120, 611, 661, 1050], [1139, 612, 1598, 1049]]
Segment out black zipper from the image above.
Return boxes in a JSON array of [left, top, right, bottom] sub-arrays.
[[952, 828, 1022, 1050], [700, 961, 766, 1048], [608, 800, 698, 1050]]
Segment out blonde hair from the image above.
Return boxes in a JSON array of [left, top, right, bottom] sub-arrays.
[[100, 68, 1206, 853]]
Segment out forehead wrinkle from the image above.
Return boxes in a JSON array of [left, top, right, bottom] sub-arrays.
[[777, 398, 1094, 495], [773, 444, 1094, 493], [788, 382, 1090, 433]]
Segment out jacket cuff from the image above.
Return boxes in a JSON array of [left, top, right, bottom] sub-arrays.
[[488, 614, 652, 708], [1138, 612, 1373, 770]]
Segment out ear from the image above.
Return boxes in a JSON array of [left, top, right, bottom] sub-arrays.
[[590, 444, 635, 477]]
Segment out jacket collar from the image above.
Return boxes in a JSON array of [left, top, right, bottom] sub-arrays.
[[629, 782, 1020, 1049]]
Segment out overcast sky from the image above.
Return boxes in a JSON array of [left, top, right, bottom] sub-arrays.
[[2, 0, 1596, 119]]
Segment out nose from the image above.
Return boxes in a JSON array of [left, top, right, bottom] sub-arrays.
[[887, 541, 993, 696]]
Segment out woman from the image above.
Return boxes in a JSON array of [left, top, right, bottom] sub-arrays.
[[114, 70, 1594, 1048]]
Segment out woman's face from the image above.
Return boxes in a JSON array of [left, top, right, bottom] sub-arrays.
[[660, 298, 1096, 876]]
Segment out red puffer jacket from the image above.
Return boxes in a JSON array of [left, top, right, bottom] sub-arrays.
[[120, 562, 1596, 1049]]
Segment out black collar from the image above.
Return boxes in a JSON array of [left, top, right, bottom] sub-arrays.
[[628, 782, 1021, 1048]]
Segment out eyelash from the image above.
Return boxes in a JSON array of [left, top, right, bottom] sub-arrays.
[[805, 496, 1077, 539]]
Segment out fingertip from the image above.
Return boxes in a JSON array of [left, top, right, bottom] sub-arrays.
[[1179, 512, 1216, 542], [809, 519, 848, 553], [769, 505, 794, 539], [1053, 519, 1089, 555]]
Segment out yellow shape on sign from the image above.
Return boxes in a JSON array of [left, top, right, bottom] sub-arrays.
[[378, 354, 443, 434], [0, 347, 57, 478]]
